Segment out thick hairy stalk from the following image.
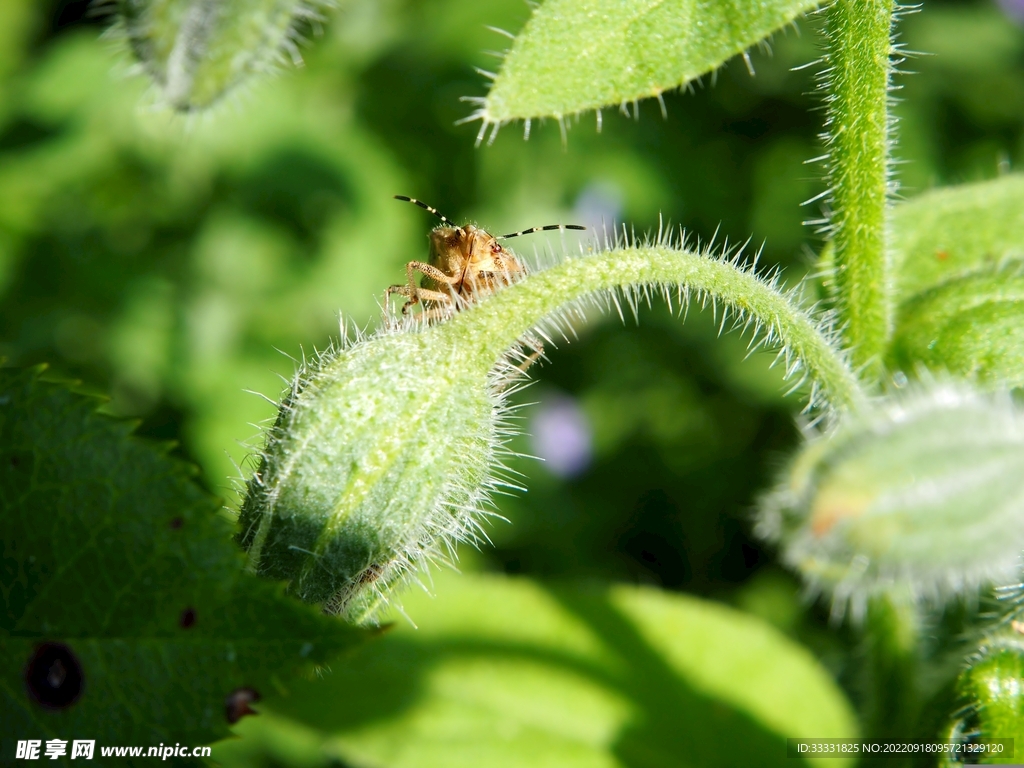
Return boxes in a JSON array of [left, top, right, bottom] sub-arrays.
[[821, 0, 896, 376]]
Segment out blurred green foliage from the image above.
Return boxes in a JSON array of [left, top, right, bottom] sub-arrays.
[[215, 571, 858, 768], [1, 0, 1023, 738]]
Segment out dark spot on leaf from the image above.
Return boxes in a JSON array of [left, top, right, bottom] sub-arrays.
[[25, 643, 83, 709], [224, 687, 260, 724], [936, 250, 949, 261], [179, 608, 196, 628], [169, 517, 183, 530]]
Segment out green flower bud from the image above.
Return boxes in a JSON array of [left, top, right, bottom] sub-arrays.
[[236, 321, 518, 625], [117, 0, 329, 111], [757, 385, 1024, 619], [940, 628, 1024, 766]]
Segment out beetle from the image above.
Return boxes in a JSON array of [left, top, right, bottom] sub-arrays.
[[386, 195, 585, 317]]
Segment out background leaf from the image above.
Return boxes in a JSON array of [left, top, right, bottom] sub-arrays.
[[214, 571, 857, 768], [873, 175, 1024, 383], [889, 269, 1024, 385], [479, 0, 821, 126], [0, 368, 367, 759], [889, 175, 1024, 302]]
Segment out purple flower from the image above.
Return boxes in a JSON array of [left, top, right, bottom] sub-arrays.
[[530, 394, 593, 478], [997, 0, 1024, 23]]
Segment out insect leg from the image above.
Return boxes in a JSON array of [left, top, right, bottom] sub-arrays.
[[387, 283, 454, 315], [417, 304, 458, 323], [407, 261, 460, 287], [406, 288, 452, 314], [385, 283, 413, 312], [517, 340, 545, 374], [493, 338, 545, 391], [404, 261, 458, 311], [386, 262, 459, 314]]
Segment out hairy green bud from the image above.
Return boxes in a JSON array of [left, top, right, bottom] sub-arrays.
[[117, 0, 330, 111], [940, 629, 1024, 766], [757, 385, 1024, 619], [236, 322, 520, 624]]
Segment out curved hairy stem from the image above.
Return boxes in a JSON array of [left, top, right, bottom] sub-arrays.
[[452, 246, 866, 413]]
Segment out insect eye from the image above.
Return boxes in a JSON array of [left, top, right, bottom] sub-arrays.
[[491, 242, 502, 253]]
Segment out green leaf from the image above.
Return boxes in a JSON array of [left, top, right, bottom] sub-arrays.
[[890, 175, 1024, 302], [477, 0, 822, 128], [889, 269, 1024, 385], [887, 177, 1024, 382], [818, 175, 1024, 382], [214, 572, 858, 768], [0, 368, 367, 758]]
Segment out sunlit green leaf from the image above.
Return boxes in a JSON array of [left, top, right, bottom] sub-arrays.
[[0, 368, 367, 756], [215, 572, 857, 768], [479, 0, 822, 126]]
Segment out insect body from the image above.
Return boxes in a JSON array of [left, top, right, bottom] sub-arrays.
[[387, 195, 584, 317]]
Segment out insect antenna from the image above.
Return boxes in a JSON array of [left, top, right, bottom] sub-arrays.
[[498, 224, 586, 239], [394, 195, 455, 227]]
